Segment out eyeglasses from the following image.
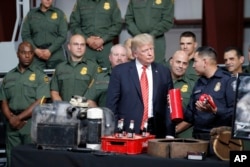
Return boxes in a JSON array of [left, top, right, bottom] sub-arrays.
[[71, 43, 86, 47]]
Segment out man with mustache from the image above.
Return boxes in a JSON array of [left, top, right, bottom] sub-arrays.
[[85, 44, 129, 107]]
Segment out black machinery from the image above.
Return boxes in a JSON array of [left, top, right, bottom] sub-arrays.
[[31, 96, 115, 150]]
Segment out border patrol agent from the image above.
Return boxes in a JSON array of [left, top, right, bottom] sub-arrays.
[[50, 58, 100, 102], [21, 0, 68, 69], [173, 75, 195, 138], [0, 41, 50, 167], [169, 50, 196, 138], [69, 0, 123, 68], [125, 0, 174, 63], [50, 34, 100, 102], [84, 44, 129, 107]]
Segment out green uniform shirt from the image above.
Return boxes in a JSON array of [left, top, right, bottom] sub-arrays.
[[0, 63, 50, 111], [50, 57, 99, 102], [173, 75, 195, 109], [69, 0, 123, 68], [185, 59, 199, 81], [84, 68, 110, 107], [125, 0, 174, 63], [21, 5, 68, 69], [174, 74, 195, 138]]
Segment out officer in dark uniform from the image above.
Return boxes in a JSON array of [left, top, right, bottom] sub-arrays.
[[50, 34, 100, 102], [0, 41, 50, 167], [21, 0, 68, 69], [176, 46, 236, 142], [125, 0, 174, 63], [69, 0, 123, 68], [85, 44, 129, 107]]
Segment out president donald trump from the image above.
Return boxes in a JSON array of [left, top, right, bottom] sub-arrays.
[[106, 33, 175, 138]]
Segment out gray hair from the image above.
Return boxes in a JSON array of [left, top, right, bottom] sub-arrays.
[[131, 33, 154, 52]]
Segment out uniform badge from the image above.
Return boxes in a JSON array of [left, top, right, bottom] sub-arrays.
[[214, 82, 221, 92], [29, 73, 36, 81], [51, 12, 58, 20], [181, 84, 188, 92], [97, 67, 102, 73], [155, 0, 162, 5], [80, 67, 87, 75], [171, 0, 175, 4], [231, 80, 236, 91], [44, 76, 49, 83], [104, 2, 110, 10]]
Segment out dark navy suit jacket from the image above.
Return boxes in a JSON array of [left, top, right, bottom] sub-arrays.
[[106, 60, 175, 137]]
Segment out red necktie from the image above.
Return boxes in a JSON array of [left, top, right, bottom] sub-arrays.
[[140, 66, 148, 129]]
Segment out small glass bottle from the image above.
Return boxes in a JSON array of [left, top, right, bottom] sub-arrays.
[[115, 119, 123, 138], [127, 120, 135, 138], [141, 121, 149, 137], [120, 118, 126, 136]]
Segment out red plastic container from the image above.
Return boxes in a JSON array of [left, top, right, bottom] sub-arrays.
[[101, 135, 155, 154], [169, 88, 183, 123]]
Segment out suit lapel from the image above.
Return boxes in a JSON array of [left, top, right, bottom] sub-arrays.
[[129, 62, 142, 97]]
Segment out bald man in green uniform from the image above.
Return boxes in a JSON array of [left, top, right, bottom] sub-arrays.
[[169, 50, 196, 138], [0, 41, 50, 167], [85, 44, 129, 107], [125, 0, 174, 63], [69, 0, 123, 68], [50, 34, 100, 102], [21, 0, 68, 69]]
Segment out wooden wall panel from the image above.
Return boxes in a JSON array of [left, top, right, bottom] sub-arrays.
[[0, 1, 16, 41], [202, 0, 244, 63]]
